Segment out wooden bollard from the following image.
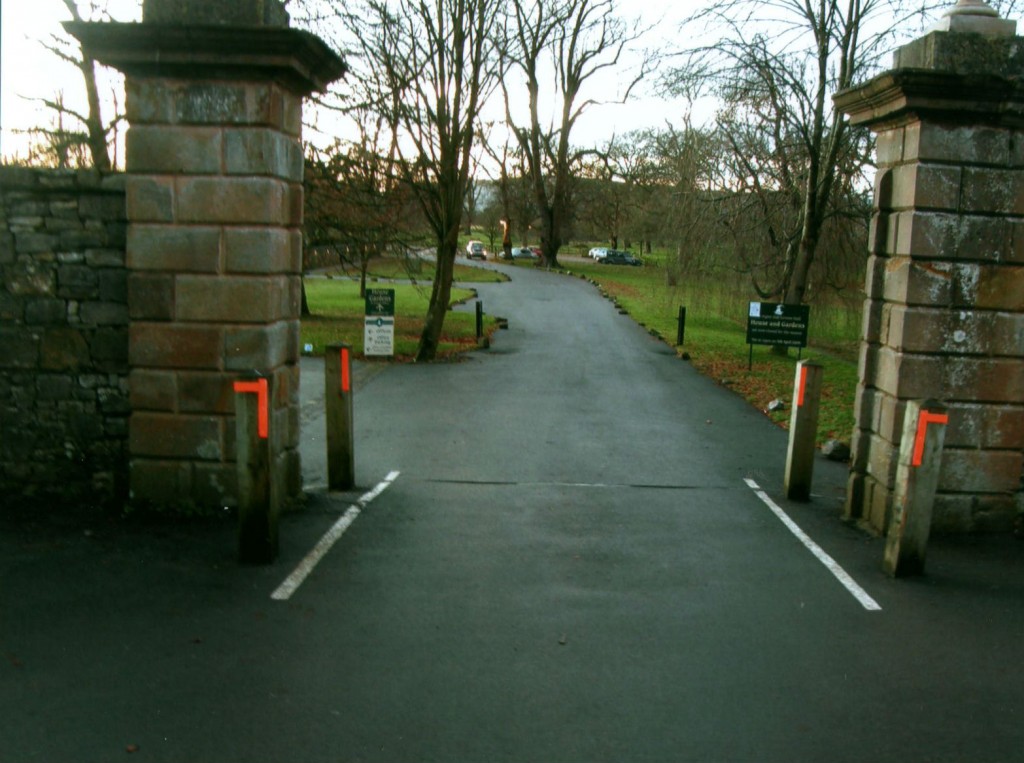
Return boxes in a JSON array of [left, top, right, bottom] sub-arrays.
[[325, 343, 355, 491], [784, 360, 823, 501], [475, 301, 483, 340], [676, 306, 687, 346], [234, 373, 278, 564], [883, 399, 948, 577]]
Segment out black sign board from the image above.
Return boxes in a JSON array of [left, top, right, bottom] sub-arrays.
[[365, 288, 395, 317], [746, 302, 810, 348]]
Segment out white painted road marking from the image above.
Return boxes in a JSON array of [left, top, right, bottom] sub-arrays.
[[744, 478, 882, 612], [271, 471, 401, 601]]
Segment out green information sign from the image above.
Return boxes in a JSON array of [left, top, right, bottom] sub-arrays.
[[365, 288, 395, 317], [746, 302, 810, 348], [364, 288, 396, 357]]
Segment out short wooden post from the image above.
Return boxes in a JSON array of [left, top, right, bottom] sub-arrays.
[[476, 301, 484, 340], [234, 373, 278, 564], [883, 399, 948, 577], [784, 360, 823, 501], [325, 343, 355, 491], [676, 306, 687, 346]]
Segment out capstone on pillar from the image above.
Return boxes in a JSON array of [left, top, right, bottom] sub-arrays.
[[834, 1, 1024, 534]]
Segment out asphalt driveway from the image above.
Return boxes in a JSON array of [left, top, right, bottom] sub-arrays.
[[2, 261, 1021, 762]]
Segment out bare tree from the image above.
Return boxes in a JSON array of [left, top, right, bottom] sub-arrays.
[[303, 114, 416, 304], [339, 0, 499, 361], [18, 91, 91, 169], [43, 0, 119, 170], [481, 128, 537, 252], [666, 0, 950, 308], [499, 0, 652, 268]]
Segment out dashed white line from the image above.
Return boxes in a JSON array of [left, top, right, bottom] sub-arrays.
[[271, 471, 401, 601], [744, 478, 882, 612]]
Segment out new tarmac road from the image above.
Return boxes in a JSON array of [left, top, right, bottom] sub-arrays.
[[2, 260, 1022, 762]]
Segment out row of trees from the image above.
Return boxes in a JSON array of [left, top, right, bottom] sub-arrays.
[[24, 0, 1024, 360], [309, 0, 650, 360], [299, 0, 957, 359]]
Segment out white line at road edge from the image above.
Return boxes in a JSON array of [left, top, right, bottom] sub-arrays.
[[744, 478, 882, 612], [271, 471, 401, 601]]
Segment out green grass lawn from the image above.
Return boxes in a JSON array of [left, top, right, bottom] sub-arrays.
[[302, 278, 494, 360]]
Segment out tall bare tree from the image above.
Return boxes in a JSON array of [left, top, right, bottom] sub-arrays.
[[667, 0, 950, 307], [340, 0, 499, 361], [481, 129, 536, 250], [499, 0, 652, 268]]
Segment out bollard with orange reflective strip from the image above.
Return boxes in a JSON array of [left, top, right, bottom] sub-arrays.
[[883, 399, 948, 577], [325, 343, 355, 491], [234, 373, 279, 564], [784, 360, 823, 501]]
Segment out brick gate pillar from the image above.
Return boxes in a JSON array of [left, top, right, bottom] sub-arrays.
[[835, 2, 1024, 534], [68, 0, 345, 511]]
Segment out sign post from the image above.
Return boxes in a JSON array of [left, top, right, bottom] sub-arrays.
[[746, 302, 810, 369], [364, 288, 395, 357]]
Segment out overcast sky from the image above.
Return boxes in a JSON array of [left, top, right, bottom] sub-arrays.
[[1, 0, 706, 163], [0, 0, 973, 164]]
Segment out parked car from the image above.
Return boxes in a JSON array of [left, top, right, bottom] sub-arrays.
[[510, 246, 539, 260], [599, 250, 642, 266], [466, 240, 486, 260], [589, 247, 609, 260]]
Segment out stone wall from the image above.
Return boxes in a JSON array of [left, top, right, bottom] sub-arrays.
[[0, 167, 129, 508]]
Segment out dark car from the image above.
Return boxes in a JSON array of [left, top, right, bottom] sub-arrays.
[[599, 250, 642, 266]]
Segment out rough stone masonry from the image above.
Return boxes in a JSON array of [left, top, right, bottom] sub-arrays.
[[0, 168, 129, 508]]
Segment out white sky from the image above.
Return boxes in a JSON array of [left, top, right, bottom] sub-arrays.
[[1, 0, 138, 159], [1, 0, 969, 165], [1, 0, 703, 164]]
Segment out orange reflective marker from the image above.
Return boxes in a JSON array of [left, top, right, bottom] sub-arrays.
[[797, 365, 809, 407], [233, 378, 269, 439], [341, 347, 351, 394], [911, 409, 949, 467]]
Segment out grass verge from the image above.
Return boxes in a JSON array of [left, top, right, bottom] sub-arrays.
[[301, 277, 496, 361]]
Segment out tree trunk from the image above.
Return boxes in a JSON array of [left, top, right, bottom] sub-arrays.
[[785, 202, 825, 308], [359, 244, 370, 299], [62, 1, 111, 171], [416, 242, 457, 361], [81, 55, 111, 172], [540, 215, 560, 268]]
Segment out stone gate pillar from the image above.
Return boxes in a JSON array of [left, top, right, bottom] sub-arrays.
[[68, 0, 345, 510], [835, 1, 1024, 534]]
